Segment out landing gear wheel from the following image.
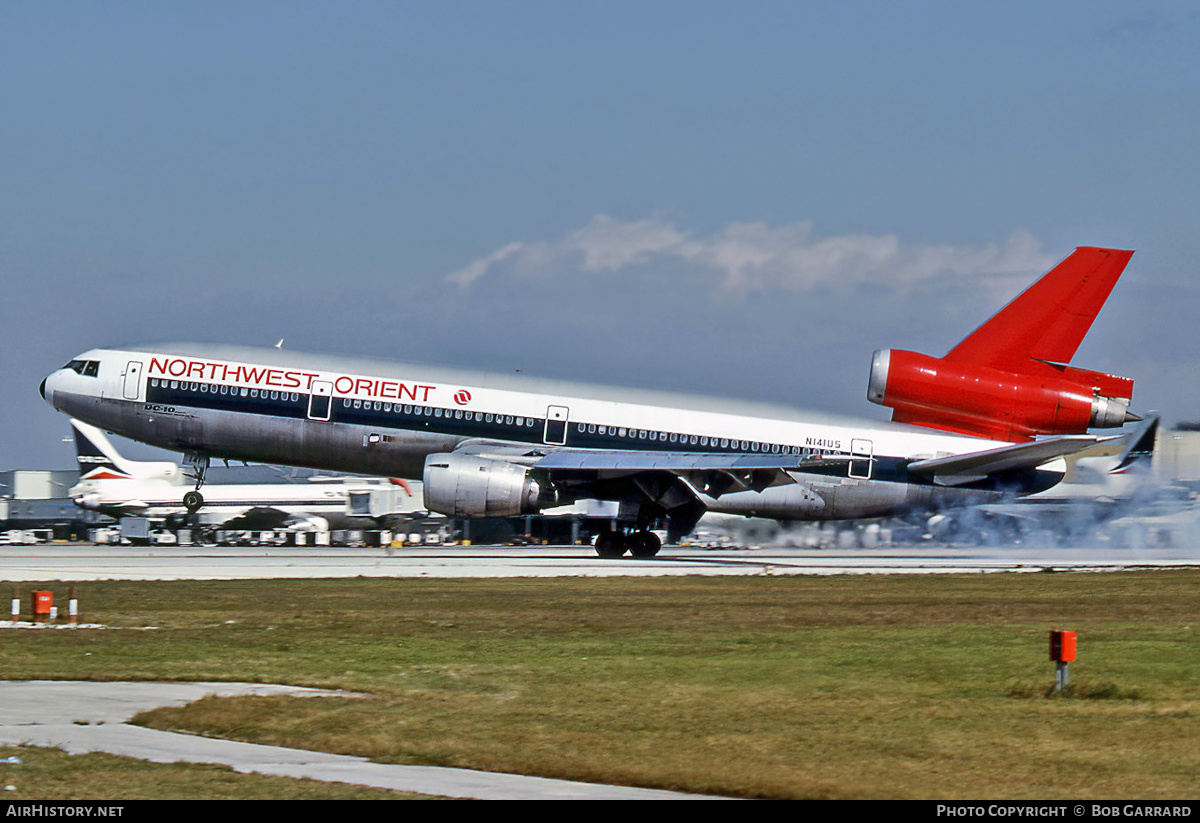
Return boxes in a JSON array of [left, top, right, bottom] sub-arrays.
[[594, 531, 626, 558], [627, 531, 662, 558], [182, 490, 204, 513]]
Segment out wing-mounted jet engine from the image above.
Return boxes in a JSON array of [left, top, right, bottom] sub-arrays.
[[423, 453, 554, 518], [867, 247, 1138, 442]]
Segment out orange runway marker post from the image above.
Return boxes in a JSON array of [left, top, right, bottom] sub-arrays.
[[1049, 629, 1077, 694]]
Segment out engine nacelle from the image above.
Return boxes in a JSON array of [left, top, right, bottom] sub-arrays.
[[423, 453, 547, 518], [868, 349, 1135, 442]]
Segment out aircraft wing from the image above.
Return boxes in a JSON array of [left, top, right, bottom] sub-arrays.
[[451, 439, 843, 480], [445, 439, 850, 539], [448, 439, 553, 466], [446, 436, 1102, 536], [458, 435, 1104, 488], [533, 449, 844, 473], [98, 499, 151, 517], [906, 435, 1117, 485], [532, 449, 851, 496]]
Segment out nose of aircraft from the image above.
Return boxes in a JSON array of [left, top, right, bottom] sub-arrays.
[[40, 370, 60, 407]]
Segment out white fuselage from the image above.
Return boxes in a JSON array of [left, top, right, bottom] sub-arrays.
[[41, 343, 1068, 524], [69, 472, 405, 525]]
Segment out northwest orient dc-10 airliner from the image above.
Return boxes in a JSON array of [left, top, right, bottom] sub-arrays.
[[42, 247, 1139, 557]]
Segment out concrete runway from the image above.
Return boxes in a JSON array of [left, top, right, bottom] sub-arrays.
[[0, 541, 1198, 581]]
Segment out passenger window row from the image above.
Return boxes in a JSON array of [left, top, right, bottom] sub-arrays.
[[147, 377, 833, 458], [339, 397, 539, 427], [149, 379, 302, 402], [573, 421, 801, 454]]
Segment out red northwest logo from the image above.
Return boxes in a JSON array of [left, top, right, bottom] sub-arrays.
[[453, 390, 471, 406]]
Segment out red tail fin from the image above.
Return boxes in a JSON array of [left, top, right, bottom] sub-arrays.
[[868, 247, 1136, 442], [945, 247, 1133, 373]]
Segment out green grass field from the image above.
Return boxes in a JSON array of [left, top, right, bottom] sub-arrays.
[[0, 745, 434, 800], [2, 571, 1197, 799]]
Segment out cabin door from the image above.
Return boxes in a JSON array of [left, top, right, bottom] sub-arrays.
[[122, 361, 143, 400], [850, 438, 874, 479], [544, 405, 569, 445], [308, 381, 333, 421]]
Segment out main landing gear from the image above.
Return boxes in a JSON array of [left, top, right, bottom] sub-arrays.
[[593, 529, 662, 558], [182, 452, 209, 513]]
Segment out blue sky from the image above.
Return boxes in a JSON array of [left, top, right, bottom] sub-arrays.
[[3, 1, 1199, 467]]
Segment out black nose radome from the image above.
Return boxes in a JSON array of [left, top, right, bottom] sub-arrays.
[[39, 378, 46, 400]]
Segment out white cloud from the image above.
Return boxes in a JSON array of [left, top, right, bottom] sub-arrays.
[[565, 215, 688, 271], [445, 241, 525, 287], [445, 215, 1055, 296]]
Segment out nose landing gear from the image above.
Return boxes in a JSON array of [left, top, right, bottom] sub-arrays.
[[182, 452, 209, 513]]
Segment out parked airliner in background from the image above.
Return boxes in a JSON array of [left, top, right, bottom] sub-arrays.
[[976, 413, 1161, 521], [42, 247, 1139, 557], [68, 418, 423, 531]]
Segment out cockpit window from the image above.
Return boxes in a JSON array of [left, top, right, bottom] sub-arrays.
[[64, 359, 100, 377]]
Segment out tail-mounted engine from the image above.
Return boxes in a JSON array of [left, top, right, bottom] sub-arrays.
[[868, 348, 1136, 442], [423, 453, 552, 518], [867, 246, 1138, 442]]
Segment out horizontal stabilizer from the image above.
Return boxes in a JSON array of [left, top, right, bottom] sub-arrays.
[[908, 435, 1116, 481]]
